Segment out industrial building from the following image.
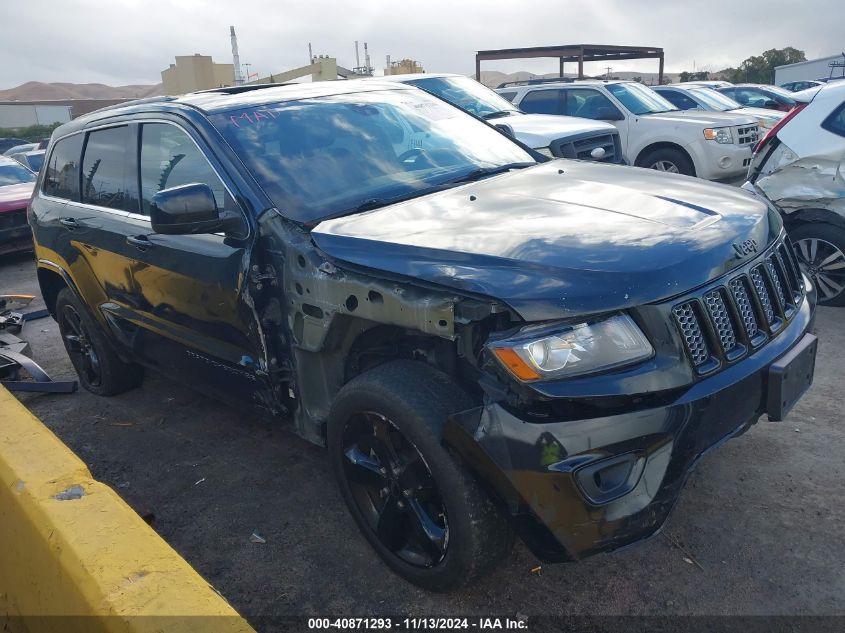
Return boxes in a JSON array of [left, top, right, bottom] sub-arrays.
[[161, 54, 235, 95], [775, 53, 845, 84], [385, 59, 424, 76]]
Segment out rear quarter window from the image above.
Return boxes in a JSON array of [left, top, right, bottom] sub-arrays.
[[822, 102, 845, 137], [498, 91, 517, 103], [43, 133, 83, 200]]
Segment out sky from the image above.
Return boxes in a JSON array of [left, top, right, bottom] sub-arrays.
[[1, 0, 842, 88]]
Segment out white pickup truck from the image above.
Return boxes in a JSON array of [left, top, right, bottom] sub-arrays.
[[381, 74, 624, 164], [497, 79, 760, 180]]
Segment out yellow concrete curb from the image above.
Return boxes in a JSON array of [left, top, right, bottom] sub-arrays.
[[0, 386, 256, 633]]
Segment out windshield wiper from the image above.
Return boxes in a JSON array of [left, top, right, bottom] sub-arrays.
[[452, 162, 535, 183], [482, 110, 517, 120]]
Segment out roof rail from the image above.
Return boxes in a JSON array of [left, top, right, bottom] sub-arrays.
[[193, 83, 293, 95], [496, 77, 576, 89], [87, 95, 177, 116]]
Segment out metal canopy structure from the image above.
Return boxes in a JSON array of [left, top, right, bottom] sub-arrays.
[[475, 44, 665, 84]]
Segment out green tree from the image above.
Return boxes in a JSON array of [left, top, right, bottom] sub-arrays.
[[722, 47, 806, 84], [679, 71, 710, 82]]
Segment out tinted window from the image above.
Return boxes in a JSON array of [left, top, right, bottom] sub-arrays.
[[519, 89, 563, 115], [139, 123, 229, 215], [822, 102, 845, 137], [657, 90, 699, 110], [81, 126, 138, 212], [406, 76, 519, 119], [26, 153, 44, 173], [562, 88, 621, 119], [44, 134, 83, 200], [0, 161, 36, 185], [498, 91, 517, 103]]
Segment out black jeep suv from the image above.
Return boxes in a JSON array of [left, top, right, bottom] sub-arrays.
[[29, 80, 818, 591]]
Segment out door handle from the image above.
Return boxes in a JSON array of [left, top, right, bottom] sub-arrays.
[[59, 217, 79, 229], [126, 235, 153, 250]]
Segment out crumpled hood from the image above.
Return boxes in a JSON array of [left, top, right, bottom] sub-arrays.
[[312, 161, 780, 321], [0, 182, 34, 214], [493, 113, 617, 148]]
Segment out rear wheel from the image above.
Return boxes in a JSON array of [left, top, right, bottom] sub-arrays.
[[55, 288, 143, 395], [639, 147, 695, 176], [790, 223, 845, 306], [327, 360, 513, 591]]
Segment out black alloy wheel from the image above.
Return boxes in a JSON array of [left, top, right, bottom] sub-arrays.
[[341, 410, 448, 568], [59, 302, 102, 387], [328, 360, 513, 591]]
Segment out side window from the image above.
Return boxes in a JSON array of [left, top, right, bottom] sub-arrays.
[[659, 90, 698, 110], [720, 88, 736, 99], [519, 89, 564, 115], [81, 126, 138, 212], [43, 134, 84, 201], [498, 91, 517, 103], [562, 89, 621, 120], [139, 123, 229, 215], [822, 102, 845, 137]]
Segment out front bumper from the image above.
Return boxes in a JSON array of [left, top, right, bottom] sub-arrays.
[[0, 209, 33, 255], [444, 295, 816, 562], [688, 138, 754, 180]]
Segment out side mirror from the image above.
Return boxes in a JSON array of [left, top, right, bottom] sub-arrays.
[[150, 183, 221, 235], [596, 107, 624, 121]]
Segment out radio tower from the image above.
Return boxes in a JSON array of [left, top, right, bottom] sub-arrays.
[[230, 26, 245, 85]]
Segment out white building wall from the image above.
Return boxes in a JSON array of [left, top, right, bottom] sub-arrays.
[[775, 55, 844, 84], [0, 104, 72, 128]]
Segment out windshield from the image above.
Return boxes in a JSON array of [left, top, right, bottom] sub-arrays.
[[689, 87, 742, 111], [211, 88, 535, 224], [606, 83, 677, 115], [26, 153, 44, 172], [764, 85, 797, 100], [405, 76, 520, 119], [0, 162, 36, 185]]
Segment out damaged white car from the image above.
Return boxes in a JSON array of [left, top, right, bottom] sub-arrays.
[[746, 81, 845, 305]]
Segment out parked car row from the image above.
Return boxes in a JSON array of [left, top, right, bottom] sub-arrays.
[[496, 79, 760, 180]]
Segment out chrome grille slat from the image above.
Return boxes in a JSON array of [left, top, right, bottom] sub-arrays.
[[736, 125, 759, 146], [672, 303, 709, 366], [728, 277, 760, 341], [766, 257, 786, 307], [750, 266, 775, 325], [703, 290, 736, 352]]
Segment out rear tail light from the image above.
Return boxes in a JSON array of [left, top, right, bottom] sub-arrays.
[[753, 102, 807, 155]]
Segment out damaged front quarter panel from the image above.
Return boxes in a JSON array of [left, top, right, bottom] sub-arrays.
[[251, 210, 510, 445]]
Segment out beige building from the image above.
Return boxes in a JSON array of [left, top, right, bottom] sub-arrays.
[[161, 55, 235, 95], [385, 59, 424, 76]]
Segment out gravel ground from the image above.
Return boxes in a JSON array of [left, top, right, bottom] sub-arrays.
[[1, 251, 843, 629]]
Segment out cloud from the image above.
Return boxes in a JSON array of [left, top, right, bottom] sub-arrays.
[[1, 0, 840, 88]]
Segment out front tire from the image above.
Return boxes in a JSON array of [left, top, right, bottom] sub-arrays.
[[789, 222, 845, 306], [55, 288, 144, 395], [327, 360, 513, 592], [638, 147, 695, 176]]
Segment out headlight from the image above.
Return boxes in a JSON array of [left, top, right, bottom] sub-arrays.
[[489, 314, 653, 381], [534, 147, 554, 158], [703, 127, 734, 144]]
